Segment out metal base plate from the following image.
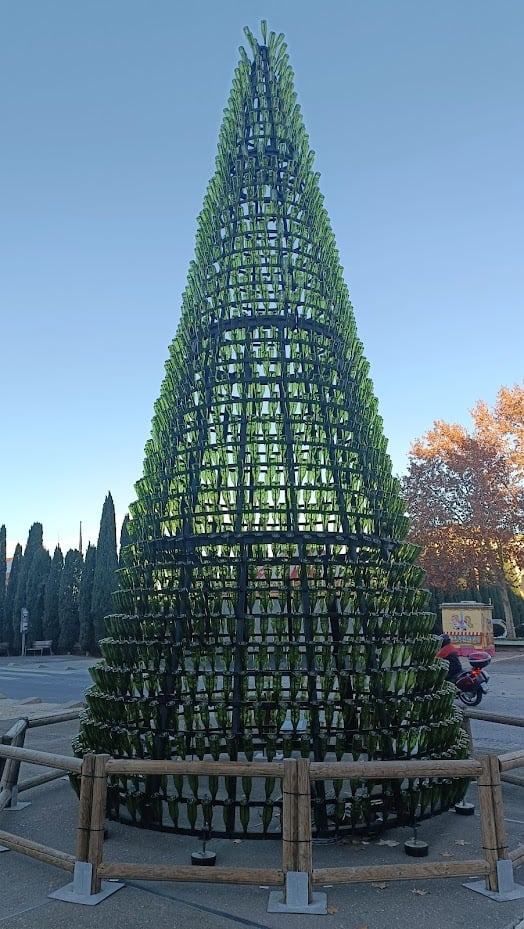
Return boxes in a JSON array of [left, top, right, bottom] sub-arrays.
[[49, 880, 124, 906], [267, 872, 327, 914], [464, 861, 524, 902], [49, 862, 124, 906], [464, 879, 524, 902], [267, 890, 328, 914]]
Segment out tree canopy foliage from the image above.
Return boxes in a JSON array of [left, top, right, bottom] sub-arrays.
[[402, 384, 524, 637], [58, 549, 83, 652], [2, 493, 119, 654], [0, 525, 6, 643], [91, 492, 118, 644], [79, 543, 97, 654], [43, 546, 64, 651]]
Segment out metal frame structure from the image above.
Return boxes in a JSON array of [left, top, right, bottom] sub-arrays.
[[75, 24, 469, 836]]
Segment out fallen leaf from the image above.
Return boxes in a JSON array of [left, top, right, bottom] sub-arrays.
[[233, 839, 242, 844], [411, 888, 430, 896], [455, 839, 470, 846], [326, 904, 338, 914], [371, 881, 388, 890], [440, 851, 454, 858], [376, 839, 400, 847]]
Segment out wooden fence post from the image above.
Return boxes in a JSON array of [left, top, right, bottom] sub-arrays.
[[0, 719, 28, 809], [296, 758, 312, 900], [488, 755, 509, 862], [282, 758, 298, 875], [270, 757, 327, 914], [87, 754, 109, 894], [476, 754, 500, 891], [75, 754, 96, 864]]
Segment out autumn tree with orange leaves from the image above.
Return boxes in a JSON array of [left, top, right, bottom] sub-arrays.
[[402, 384, 524, 638]]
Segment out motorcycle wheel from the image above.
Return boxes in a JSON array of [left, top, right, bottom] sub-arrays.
[[458, 689, 482, 707]]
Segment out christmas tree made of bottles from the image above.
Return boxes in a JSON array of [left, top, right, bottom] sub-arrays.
[[74, 23, 469, 837]]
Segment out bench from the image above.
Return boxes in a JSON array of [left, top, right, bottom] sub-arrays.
[[0, 642, 9, 656], [26, 640, 53, 656]]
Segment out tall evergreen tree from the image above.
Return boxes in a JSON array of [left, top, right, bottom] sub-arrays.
[[91, 493, 118, 645], [119, 514, 131, 567], [14, 524, 45, 648], [27, 546, 51, 642], [0, 526, 6, 643], [78, 543, 97, 654], [116, 514, 132, 600], [58, 549, 83, 653], [43, 546, 64, 651], [77, 24, 469, 836], [5, 544, 22, 652]]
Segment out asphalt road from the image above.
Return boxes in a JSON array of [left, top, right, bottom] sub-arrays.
[[0, 655, 93, 703]]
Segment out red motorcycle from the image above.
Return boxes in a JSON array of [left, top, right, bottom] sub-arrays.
[[453, 652, 491, 706]]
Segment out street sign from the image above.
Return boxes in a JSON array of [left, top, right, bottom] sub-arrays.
[[20, 608, 29, 633]]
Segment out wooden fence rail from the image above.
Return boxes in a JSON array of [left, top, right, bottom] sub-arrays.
[[1, 732, 523, 908], [0, 738, 83, 874], [464, 709, 524, 728], [0, 743, 82, 774], [0, 827, 76, 872], [1, 712, 83, 801], [462, 710, 524, 788], [312, 859, 490, 884]]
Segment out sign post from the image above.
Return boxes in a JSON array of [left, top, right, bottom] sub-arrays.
[[20, 608, 29, 656]]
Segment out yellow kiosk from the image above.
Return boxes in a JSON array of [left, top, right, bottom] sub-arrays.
[[441, 600, 495, 656]]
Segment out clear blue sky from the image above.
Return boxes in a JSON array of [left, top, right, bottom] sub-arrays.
[[2, 0, 523, 558]]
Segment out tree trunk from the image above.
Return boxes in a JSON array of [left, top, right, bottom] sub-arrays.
[[499, 582, 516, 639]]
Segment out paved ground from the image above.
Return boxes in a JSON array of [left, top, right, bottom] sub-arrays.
[[1, 658, 524, 929], [0, 700, 80, 721], [2, 719, 524, 929]]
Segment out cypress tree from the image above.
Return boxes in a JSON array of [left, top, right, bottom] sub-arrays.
[[14, 524, 45, 648], [0, 526, 6, 643], [119, 514, 131, 567], [58, 549, 83, 653], [43, 546, 64, 651], [5, 544, 22, 652], [27, 546, 52, 642], [91, 493, 119, 646], [79, 543, 97, 654], [77, 24, 469, 836]]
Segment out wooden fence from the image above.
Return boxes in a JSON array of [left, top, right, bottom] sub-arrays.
[[0, 711, 81, 809], [1, 735, 523, 906], [463, 708, 524, 789]]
